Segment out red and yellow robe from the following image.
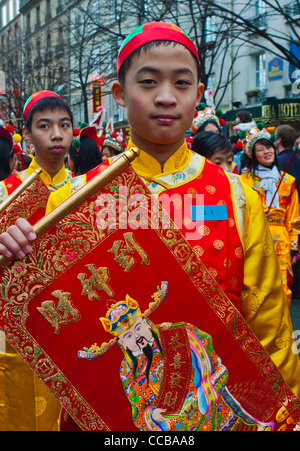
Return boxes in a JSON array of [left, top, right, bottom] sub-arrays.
[[47, 140, 300, 410], [241, 171, 299, 307]]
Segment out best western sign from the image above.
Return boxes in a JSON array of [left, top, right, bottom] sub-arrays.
[[268, 58, 284, 81]]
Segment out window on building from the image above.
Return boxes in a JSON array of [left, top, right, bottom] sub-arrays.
[[256, 53, 266, 89], [255, 0, 265, 15], [26, 12, 30, 32], [207, 73, 216, 92], [36, 5, 40, 23], [2, 5, 7, 27], [15, 23, 19, 41], [205, 16, 216, 43], [254, 0, 266, 27], [46, 0, 51, 17], [9, 0, 13, 21], [59, 25, 63, 42], [47, 33, 51, 48], [113, 0, 121, 20], [7, 29, 11, 49]]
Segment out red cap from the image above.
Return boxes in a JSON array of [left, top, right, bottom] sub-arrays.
[[116, 22, 200, 77], [0, 126, 13, 147], [80, 126, 101, 150]]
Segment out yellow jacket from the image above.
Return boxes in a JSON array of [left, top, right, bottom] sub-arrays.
[[0, 158, 72, 431]]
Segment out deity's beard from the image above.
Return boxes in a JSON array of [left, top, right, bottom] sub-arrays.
[[125, 330, 162, 386]]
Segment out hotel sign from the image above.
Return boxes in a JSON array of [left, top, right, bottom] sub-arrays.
[[262, 99, 300, 122]]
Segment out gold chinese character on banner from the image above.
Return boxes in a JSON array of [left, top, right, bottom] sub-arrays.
[[37, 290, 80, 334], [170, 372, 185, 390], [108, 232, 149, 272], [169, 333, 184, 352], [162, 391, 178, 410], [77, 265, 114, 301], [170, 352, 186, 370]]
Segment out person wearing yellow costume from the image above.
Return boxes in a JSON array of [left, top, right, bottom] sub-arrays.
[[241, 127, 299, 308], [1, 22, 300, 423], [0, 91, 75, 431]]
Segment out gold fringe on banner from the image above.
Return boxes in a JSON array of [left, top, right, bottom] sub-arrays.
[[0, 147, 139, 268], [0, 168, 43, 215]]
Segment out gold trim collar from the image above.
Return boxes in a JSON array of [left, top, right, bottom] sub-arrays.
[[129, 139, 191, 182]]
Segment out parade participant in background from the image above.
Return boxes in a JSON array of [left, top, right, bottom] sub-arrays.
[[100, 130, 126, 162], [296, 132, 300, 156], [235, 110, 255, 127], [233, 111, 257, 174], [0, 90, 75, 431], [241, 127, 299, 308], [69, 126, 102, 175], [1, 22, 300, 429], [0, 126, 19, 181], [0, 91, 74, 208], [191, 102, 224, 134], [276, 125, 300, 299], [191, 131, 234, 173], [275, 125, 300, 199]]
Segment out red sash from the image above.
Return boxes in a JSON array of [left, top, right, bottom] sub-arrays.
[[157, 159, 243, 310], [0, 166, 299, 431], [2, 172, 23, 196]]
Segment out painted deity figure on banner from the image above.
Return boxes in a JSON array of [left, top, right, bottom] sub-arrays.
[[80, 284, 274, 431]]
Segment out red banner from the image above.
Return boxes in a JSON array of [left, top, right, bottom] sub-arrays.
[[0, 167, 299, 431], [0, 176, 49, 232]]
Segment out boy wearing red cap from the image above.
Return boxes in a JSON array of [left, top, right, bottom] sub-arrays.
[[0, 90, 74, 431], [0, 91, 74, 210], [50, 22, 300, 402], [1, 22, 300, 427]]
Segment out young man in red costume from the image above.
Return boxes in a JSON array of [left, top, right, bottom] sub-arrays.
[[0, 91, 75, 214], [0, 23, 300, 430], [0, 91, 75, 431]]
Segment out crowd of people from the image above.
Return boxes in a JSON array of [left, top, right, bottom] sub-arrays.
[[0, 21, 299, 431]]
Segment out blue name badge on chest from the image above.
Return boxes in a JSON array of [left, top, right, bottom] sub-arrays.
[[191, 205, 228, 221]]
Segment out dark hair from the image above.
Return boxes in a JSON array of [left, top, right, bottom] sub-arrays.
[[191, 131, 231, 158], [69, 135, 101, 175], [25, 96, 73, 131], [0, 137, 13, 181], [101, 144, 121, 159], [275, 124, 297, 149], [118, 40, 201, 84], [249, 138, 279, 176], [236, 110, 252, 123], [196, 119, 220, 134]]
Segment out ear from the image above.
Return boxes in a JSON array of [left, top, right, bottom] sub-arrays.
[[22, 126, 32, 144], [111, 81, 126, 108], [195, 83, 205, 108]]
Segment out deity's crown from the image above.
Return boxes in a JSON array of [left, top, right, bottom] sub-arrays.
[[99, 282, 168, 337]]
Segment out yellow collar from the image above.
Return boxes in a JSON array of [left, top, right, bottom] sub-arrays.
[[129, 139, 191, 182], [26, 157, 69, 189]]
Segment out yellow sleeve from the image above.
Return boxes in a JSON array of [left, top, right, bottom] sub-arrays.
[[241, 182, 300, 397], [45, 174, 88, 215], [46, 181, 73, 214]]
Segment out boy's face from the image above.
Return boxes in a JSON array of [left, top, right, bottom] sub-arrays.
[[23, 108, 73, 166], [112, 44, 204, 153], [210, 149, 234, 173]]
